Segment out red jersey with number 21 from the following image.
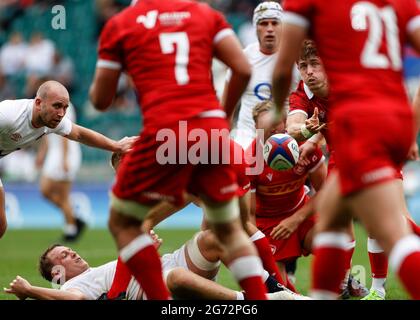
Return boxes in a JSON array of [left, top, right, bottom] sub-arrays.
[[282, 0, 420, 111]]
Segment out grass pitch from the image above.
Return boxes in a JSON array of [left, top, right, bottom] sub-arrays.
[[0, 224, 409, 300]]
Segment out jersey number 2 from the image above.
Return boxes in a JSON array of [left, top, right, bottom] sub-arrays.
[[351, 2, 401, 70], [159, 32, 190, 85]]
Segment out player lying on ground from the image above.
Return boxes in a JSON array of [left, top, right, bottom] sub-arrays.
[[4, 230, 308, 300], [108, 145, 299, 297]]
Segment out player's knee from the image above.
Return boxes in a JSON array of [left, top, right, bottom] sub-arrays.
[[108, 209, 142, 238], [202, 197, 240, 224], [166, 267, 191, 292]]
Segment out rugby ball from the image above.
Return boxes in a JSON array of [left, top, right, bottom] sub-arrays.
[[263, 133, 300, 170]]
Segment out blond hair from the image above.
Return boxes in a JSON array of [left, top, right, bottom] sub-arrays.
[[252, 100, 274, 123]]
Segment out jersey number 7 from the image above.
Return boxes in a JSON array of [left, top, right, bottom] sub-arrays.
[[159, 32, 190, 85]]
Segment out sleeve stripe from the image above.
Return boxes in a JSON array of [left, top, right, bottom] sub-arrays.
[[288, 109, 308, 117], [283, 11, 310, 29], [407, 15, 420, 34], [97, 59, 122, 70], [214, 28, 235, 44]]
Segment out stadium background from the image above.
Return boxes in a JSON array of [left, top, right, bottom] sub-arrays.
[[0, 0, 418, 300]]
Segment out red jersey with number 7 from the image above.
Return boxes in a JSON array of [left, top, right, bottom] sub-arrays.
[[282, 0, 420, 111], [97, 0, 233, 130]]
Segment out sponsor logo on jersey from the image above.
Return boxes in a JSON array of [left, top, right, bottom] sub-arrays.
[[220, 183, 239, 194], [266, 173, 273, 181], [257, 176, 306, 195], [10, 133, 22, 142], [270, 244, 277, 255]]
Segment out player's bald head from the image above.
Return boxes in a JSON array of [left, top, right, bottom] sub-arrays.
[[36, 80, 69, 101]]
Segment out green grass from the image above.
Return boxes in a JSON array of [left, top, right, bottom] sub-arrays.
[[0, 224, 409, 300]]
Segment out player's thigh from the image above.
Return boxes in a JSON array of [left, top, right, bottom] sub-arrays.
[[331, 108, 413, 196], [315, 171, 352, 232], [346, 179, 410, 255]]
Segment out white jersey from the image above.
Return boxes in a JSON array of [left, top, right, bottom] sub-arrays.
[[60, 261, 142, 300], [60, 248, 190, 300], [0, 99, 72, 158], [42, 103, 81, 181], [227, 42, 300, 149]]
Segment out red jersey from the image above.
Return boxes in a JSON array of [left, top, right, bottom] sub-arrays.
[[288, 80, 330, 143], [282, 0, 420, 111], [97, 0, 233, 130], [246, 139, 324, 218]]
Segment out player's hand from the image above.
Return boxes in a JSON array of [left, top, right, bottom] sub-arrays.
[[149, 230, 163, 250], [407, 141, 420, 161], [298, 140, 317, 166], [270, 215, 301, 240], [116, 136, 138, 154], [4, 276, 31, 300], [304, 108, 326, 134]]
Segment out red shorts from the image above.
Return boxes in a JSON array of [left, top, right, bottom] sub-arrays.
[[256, 199, 315, 262], [330, 102, 413, 195], [112, 118, 239, 207]]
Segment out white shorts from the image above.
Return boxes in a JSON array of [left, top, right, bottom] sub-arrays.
[[161, 244, 188, 282], [42, 143, 82, 181]]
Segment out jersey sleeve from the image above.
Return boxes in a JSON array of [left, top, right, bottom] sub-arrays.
[[306, 147, 325, 173], [288, 86, 309, 117], [282, 0, 314, 29], [97, 17, 124, 70], [211, 7, 235, 44], [52, 117, 73, 136]]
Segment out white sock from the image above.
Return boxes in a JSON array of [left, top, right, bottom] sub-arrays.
[[235, 291, 245, 300], [64, 224, 77, 235], [371, 278, 386, 297]]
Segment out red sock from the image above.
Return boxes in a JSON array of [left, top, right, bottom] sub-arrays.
[[312, 233, 350, 295], [286, 274, 298, 293], [108, 257, 132, 299], [121, 234, 170, 300], [390, 235, 420, 300], [368, 252, 388, 279], [398, 252, 420, 299], [345, 242, 355, 271], [252, 234, 286, 285], [407, 218, 420, 237], [230, 256, 267, 300], [367, 237, 388, 279]]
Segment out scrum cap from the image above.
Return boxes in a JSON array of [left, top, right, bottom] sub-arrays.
[[252, 1, 284, 26]]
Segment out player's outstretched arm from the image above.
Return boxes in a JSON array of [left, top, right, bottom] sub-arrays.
[[66, 124, 137, 154], [89, 67, 121, 111], [4, 276, 86, 300]]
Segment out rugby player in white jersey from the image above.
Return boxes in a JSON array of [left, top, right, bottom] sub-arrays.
[[4, 229, 309, 300], [0, 80, 136, 239], [222, 1, 300, 150]]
